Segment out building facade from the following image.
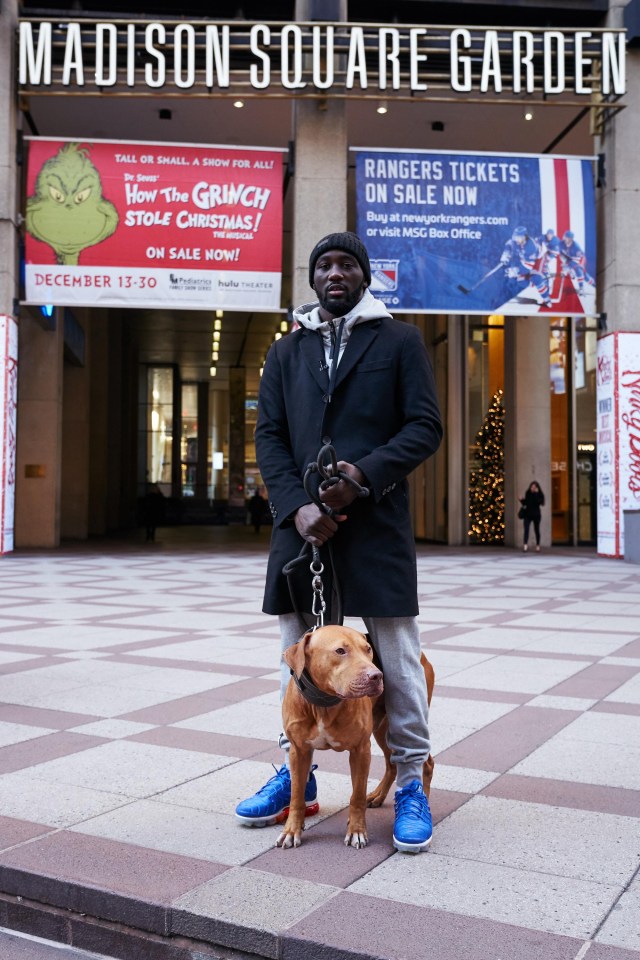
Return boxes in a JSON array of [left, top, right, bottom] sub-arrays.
[[0, 0, 638, 552]]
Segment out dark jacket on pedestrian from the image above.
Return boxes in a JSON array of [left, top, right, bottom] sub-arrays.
[[521, 485, 545, 520], [255, 290, 443, 618]]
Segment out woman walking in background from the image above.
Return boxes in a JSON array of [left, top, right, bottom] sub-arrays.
[[520, 481, 545, 552]]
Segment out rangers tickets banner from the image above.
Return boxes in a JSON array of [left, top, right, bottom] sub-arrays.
[[596, 332, 640, 558], [354, 148, 596, 317], [24, 138, 284, 310], [0, 315, 18, 555]]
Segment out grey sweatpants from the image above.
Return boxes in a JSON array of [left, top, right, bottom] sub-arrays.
[[278, 612, 430, 788]]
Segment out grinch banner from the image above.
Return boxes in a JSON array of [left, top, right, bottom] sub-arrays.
[[23, 138, 285, 311]]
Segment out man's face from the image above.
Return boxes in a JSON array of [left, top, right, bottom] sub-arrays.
[[313, 249, 367, 317]]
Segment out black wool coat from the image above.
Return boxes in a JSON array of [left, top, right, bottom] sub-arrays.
[[255, 313, 443, 618]]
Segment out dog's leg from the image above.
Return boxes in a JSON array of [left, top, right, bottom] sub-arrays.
[[276, 744, 312, 849], [345, 740, 371, 848], [423, 753, 435, 799]]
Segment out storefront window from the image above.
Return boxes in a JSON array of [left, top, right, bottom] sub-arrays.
[[180, 384, 198, 497], [146, 367, 173, 494], [550, 318, 571, 542], [468, 316, 505, 543], [575, 319, 598, 544]]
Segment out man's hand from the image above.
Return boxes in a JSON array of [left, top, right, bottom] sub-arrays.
[[319, 461, 366, 512], [294, 503, 346, 546]]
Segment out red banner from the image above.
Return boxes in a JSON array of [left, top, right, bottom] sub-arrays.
[[24, 138, 284, 310]]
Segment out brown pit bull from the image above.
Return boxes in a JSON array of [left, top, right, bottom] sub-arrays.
[[278, 624, 434, 849]]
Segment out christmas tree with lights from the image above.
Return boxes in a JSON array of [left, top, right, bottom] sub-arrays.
[[468, 388, 505, 543]]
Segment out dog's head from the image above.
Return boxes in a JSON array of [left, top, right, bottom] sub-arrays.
[[283, 625, 383, 700]]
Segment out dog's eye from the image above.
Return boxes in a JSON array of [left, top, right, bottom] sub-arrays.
[[335, 647, 346, 656], [366, 644, 372, 654]]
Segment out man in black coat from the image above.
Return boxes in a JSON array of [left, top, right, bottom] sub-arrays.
[[235, 232, 443, 852]]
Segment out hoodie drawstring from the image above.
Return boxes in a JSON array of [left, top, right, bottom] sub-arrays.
[[325, 318, 345, 403]]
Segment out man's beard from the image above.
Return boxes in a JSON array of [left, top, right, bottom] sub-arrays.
[[318, 284, 365, 316]]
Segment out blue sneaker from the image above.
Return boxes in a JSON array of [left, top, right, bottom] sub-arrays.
[[393, 780, 432, 853], [235, 763, 319, 827]]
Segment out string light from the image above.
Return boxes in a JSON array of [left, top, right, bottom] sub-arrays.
[[214, 319, 222, 331]]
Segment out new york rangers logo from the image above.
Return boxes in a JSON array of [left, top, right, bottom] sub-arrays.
[[370, 259, 399, 292]]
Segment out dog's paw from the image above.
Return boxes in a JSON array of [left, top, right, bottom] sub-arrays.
[[344, 831, 368, 849], [276, 822, 304, 848]]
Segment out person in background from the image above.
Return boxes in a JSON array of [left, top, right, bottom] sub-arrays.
[[520, 480, 545, 552]]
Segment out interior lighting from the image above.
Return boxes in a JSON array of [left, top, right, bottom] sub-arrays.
[[211, 350, 219, 362], [233, 100, 244, 108], [215, 309, 224, 318], [524, 110, 534, 121], [280, 319, 289, 333], [214, 319, 222, 331], [210, 365, 217, 377], [213, 330, 221, 342], [274, 332, 282, 340], [376, 101, 388, 115]]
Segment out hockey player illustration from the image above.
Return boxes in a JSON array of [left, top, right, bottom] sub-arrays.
[[498, 226, 552, 308], [559, 230, 595, 295], [536, 228, 562, 279]]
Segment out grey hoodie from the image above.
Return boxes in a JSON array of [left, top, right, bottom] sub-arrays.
[[292, 288, 393, 371]]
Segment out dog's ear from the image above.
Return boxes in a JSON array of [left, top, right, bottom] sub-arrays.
[[283, 632, 312, 678]]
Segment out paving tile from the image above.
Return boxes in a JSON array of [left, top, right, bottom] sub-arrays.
[[173, 699, 282, 739], [431, 795, 640, 885], [0, 704, 99, 729], [605, 672, 640, 705], [589, 944, 640, 960], [438, 654, 589, 694], [69, 798, 282, 866], [0, 816, 52, 850], [528, 695, 598, 711], [550, 664, 640, 700], [482, 774, 640, 818], [350, 851, 621, 938], [67, 719, 157, 739], [0, 721, 57, 748], [23, 740, 232, 798], [0, 732, 108, 776], [283, 890, 584, 960], [0, 773, 132, 827], [512, 731, 640, 791], [596, 882, 640, 953], [0, 832, 227, 935], [437, 705, 579, 772], [172, 867, 338, 959]]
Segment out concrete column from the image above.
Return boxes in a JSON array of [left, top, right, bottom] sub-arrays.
[[61, 314, 90, 539], [503, 316, 551, 548], [15, 312, 64, 547], [292, 0, 348, 307], [228, 366, 246, 517], [447, 316, 467, 545], [0, 0, 18, 321], [599, 3, 640, 335], [88, 311, 110, 535]]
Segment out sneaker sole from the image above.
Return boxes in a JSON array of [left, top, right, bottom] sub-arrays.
[[393, 834, 432, 853], [235, 801, 319, 828]]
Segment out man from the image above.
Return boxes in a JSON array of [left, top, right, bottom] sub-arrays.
[[235, 232, 443, 852], [500, 225, 553, 308], [560, 230, 595, 294]]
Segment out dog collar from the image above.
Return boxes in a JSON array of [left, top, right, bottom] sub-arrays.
[[291, 668, 342, 708]]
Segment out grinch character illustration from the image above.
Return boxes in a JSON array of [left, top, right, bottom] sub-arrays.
[[26, 143, 119, 266]]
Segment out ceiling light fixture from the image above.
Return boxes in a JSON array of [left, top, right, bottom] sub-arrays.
[[376, 101, 388, 115], [215, 309, 224, 318], [214, 319, 222, 331], [280, 319, 289, 333], [233, 100, 244, 109], [524, 110, 534, 121], [209, 365, 217, 377], [213, 330, 221, 342]]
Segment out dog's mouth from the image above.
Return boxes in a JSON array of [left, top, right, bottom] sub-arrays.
[[346, 673, 384, 698]]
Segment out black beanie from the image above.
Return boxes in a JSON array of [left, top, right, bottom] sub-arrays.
[[308, 232, 371, 288]]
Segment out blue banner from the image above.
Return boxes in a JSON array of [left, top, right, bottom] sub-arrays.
[[354, 150, 596, 316]]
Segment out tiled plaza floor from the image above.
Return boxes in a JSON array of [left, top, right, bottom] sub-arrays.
[[0, 527, 639, 960]]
